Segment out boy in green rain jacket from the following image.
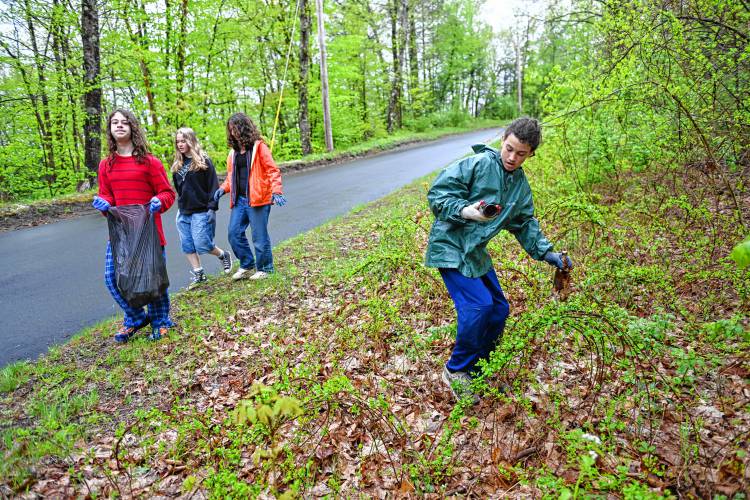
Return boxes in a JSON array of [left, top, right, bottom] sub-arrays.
[[425, 117, 572, 403]]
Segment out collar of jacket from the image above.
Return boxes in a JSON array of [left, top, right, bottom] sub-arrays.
[[232, 140, 259, 167], [471, 143, 521, 178]]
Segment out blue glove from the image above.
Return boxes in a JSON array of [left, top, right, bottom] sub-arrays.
[[149, 196, 162, 213], [207, 209, 216, 225], [543, 251, 573, 270], [213, 188, 225, 203], [92, 195, 110, 212], [272, 193, 287, 206]]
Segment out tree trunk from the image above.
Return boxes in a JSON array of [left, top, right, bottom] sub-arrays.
[[201, 0, 227, 128], [360, 52, 368, 125], [465, 67, 475, 112], [386, 0, 402, 133], [316, 0, 333, 151], [82, 0, 101, 182], [50, 0, 69, 168], [515, 40, 523, 114], [298, 0, 312, 155], [51, 0, 83, 179], [22, 0, 55, 179], [122, 1, 159, 132], [164, 0, 172, 72], [408, 1, 418, 103], [174, 0, 189, 125]]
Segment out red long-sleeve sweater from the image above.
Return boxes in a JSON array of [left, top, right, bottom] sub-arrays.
[[97, 153, 176, 246]]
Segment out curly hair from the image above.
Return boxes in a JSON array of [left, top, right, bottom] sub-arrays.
[[171, 127, 208, 173], [226, 112, 262, 151], [105, 109, 150, 168], [503, 117, 542, 152]]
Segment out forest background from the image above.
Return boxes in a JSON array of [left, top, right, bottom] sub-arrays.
[[2, 0, 519, 201], [1, 0, 748, 213]]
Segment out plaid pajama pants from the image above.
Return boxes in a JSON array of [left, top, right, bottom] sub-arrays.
[[104, 242, 174, 328]]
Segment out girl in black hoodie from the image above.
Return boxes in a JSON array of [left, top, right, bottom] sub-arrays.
[[172, 127, 232, 288]]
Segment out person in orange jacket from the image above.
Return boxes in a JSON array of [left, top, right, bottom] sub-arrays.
[[213, 113, 286, 280]]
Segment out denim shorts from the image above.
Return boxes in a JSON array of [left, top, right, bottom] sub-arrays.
[[176, 211, 216, 254]]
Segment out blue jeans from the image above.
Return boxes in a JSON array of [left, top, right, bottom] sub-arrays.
[[228, 196, 273, 272], [176, 211, 216, 254], [439, 267, 509, 374]]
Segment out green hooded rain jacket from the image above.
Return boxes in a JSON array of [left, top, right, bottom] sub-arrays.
[[425, 144, 553, 278]]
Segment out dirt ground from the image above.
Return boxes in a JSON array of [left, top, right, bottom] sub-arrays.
[[0, 200, 94, 232]]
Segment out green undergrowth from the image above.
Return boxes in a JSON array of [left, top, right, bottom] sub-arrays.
[[1, 139, 748, 497]]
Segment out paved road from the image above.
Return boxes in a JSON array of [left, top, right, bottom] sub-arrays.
[[0, 128, 501, 368]]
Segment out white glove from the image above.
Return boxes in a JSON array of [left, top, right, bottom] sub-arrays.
[[461, 201, 494, 222]]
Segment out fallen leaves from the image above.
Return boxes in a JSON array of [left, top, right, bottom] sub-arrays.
[[2, 167, 749, 498]]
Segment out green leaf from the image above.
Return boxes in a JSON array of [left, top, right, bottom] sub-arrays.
[[277, 491, 297, 500], [273, 397, 303, 419], [729, 237, 750, 269], [232, 400, 257, 426], [256, 404, 274, 427]]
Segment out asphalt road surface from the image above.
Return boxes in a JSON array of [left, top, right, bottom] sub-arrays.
[[0, 128, 501, 368]]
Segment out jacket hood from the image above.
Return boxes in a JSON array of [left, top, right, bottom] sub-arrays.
[[472, 143, 521, 173], [471, 143, 501, 165]]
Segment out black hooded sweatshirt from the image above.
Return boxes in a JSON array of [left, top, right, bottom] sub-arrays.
[[172, 156, 220, 215]]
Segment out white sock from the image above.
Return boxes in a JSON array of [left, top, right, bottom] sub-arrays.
[[193, 267, 203, 273]]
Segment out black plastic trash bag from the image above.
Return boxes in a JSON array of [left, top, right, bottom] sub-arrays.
[[107, 204, 169, 309]]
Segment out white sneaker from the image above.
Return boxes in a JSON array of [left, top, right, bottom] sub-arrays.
[[249, 271, 269, 280], [218, 250, 233, 274], [232, 267, 253, 281]]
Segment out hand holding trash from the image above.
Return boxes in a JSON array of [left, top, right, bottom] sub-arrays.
[[543, 251, 573, 270], [461, 201, 494, 222], [149, 196, 162, 214], [92, 196, 110, 213]]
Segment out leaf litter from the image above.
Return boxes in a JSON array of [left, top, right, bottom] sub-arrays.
[[0, 165, 748, 498]]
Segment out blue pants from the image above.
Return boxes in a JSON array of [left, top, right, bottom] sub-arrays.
[[439, 267, 509, 374], [105, 242, 174, 328], [228, 196, 273, 272], [176, 210, 216, 254]]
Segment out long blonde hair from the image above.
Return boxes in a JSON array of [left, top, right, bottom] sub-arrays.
[[171, 127, 208, 172]]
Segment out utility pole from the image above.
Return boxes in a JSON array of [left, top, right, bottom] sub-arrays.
[[315, 0, 333, 151]]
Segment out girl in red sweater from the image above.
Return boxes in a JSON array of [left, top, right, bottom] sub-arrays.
[[92, 109, 176, 343]]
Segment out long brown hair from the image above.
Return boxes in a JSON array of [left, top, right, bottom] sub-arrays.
[[105, 109, 150, 167], [171, 127, 208, 173], [226, 112, 262, 151]]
